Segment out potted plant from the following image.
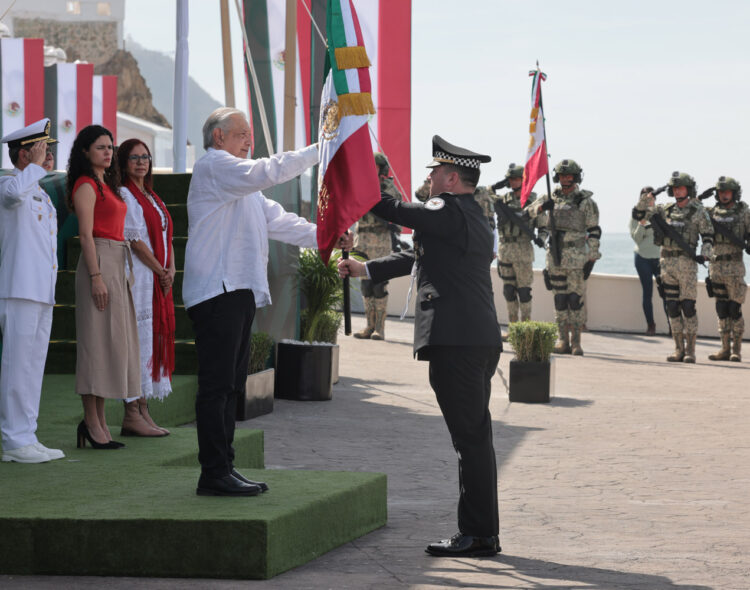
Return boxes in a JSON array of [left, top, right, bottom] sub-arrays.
[[275, 249, 343, 401], [507, 321, 558, 403], [237, 331, 275, 420]]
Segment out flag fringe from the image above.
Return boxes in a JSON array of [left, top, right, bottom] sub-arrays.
[[334, 46, 371, 69], [338, 92, 375, 116]]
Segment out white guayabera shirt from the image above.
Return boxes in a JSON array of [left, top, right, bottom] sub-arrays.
[[182, 145, 319, 310]]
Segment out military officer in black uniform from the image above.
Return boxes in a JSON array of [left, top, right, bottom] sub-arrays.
[[338, 135, 503, 557]]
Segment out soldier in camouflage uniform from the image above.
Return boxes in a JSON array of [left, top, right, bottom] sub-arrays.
[[473, 185, 496, 232], [494, 163, 540, 324], [415, 178, 430, 203], [533, 159, 601, 356], [353, 153, 403, 340], [705, 176, 749, 362], [634, 172, 714, 363]]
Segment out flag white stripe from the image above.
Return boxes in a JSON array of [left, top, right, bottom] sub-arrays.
[[56, 63, 77, 169], [338, 0, 358, 47], [92, 75, 104, 125], [351, 0, 378, 146], [1, 38, 25, 168]]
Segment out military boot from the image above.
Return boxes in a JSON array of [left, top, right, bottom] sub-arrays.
[[708, 332, 731, 361], [354, 297, 375, 339], [570, 326, 584, 356], [667, 332, 684, 362], [370, 297, 387, 341], [553, 325, 571, 354], [730, 332, 742, 362], [683, 333, 696, 363]]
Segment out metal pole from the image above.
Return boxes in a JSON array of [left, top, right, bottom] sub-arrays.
[[220, 0, 235, 107], [173, 0, 189, 172]]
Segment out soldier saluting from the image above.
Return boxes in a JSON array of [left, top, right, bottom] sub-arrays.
[[633, 172, 714, 363], [533, 159, 601, 356], [705, 177, 749, 362], [493, 162, 543, 327]]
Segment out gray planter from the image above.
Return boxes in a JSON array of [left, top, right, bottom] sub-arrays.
[[237, 368, 275, 420]]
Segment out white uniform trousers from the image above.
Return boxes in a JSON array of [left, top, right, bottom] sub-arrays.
[[0, 298, 53, 451]]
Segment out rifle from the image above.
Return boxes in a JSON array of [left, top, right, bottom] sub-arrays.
[[493, 197, 542, 246], [710, 218, 746, 251], [539, 197, 562, 265], [649, 212, 707, 266]]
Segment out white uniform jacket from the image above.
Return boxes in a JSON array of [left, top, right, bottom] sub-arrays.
[[183, 145, 319, 310], [0, 164, 57, 304]]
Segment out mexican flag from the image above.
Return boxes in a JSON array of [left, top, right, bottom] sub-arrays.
[[316, 0, 380, 263], [520, 68, 548, 207], [0, 38, 44, 168]]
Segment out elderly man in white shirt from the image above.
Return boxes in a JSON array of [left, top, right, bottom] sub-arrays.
[[0, 119, 65, 463], [184, 107, 349, 497]]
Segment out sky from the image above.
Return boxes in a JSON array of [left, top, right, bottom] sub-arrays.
[[123, 0, 750, 233]]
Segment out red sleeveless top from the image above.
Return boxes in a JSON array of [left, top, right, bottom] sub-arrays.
[[73, 176, 126, 241]]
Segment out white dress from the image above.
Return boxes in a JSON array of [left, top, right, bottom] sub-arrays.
[[122, 186, 172, 400]]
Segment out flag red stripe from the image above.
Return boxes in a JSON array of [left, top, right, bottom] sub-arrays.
[[521, 140, 547, 207], [348, 0, 366, 47], [356, 66, 371, 93], [297, 0, 312, 143], [23, 39, 44, 124], [377, 0, 412, 206], [76, 63, 94, 131], [318, 124, 380, 262], [102, 75, 118, 141]]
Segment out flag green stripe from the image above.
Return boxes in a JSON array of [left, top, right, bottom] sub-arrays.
[[326, 0, 351, 97]]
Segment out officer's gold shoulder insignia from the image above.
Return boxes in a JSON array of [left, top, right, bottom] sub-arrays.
[[425, 197, 445, 211]]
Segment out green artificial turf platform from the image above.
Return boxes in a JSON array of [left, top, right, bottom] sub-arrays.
[[0, 376, 387, 579]]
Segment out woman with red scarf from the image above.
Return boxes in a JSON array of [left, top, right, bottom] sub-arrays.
[[119, 139, 175, 436]]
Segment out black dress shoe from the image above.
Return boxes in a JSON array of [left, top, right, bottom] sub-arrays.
[[425, 533, 501, 557], [231, 468, 269, 492], [196, 474, 261, 496]]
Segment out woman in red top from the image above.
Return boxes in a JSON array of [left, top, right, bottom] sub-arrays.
[[66, 125, 140, 449]]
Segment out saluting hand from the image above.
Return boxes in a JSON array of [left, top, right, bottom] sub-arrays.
[[91, 275, 108, 311], [28, 140, 47, 167]]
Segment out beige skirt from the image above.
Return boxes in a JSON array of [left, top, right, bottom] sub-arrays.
[[75, 238, 141, 398]]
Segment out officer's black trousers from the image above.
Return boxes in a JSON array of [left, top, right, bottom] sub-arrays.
[[188, 289, 255, 478], [428, 345, 501, 537]]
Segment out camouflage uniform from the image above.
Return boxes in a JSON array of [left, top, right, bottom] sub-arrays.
[[634, 172, 714, 363], [534, 160, 601, 355], [473, 185, 496, 231], [706, 177, 749, 362], [353, 156, 403, 340], [494, 163, 538, 323]]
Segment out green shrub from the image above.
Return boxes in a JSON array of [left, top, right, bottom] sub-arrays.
[[248, 331, 274, 374], [507, 321, 558, 362], [298, 248, 343, 343]]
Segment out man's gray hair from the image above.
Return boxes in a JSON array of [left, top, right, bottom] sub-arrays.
[[202, 107, 246, 150]]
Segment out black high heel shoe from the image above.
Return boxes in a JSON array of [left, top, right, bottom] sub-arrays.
[[76, 421, 120, 450]]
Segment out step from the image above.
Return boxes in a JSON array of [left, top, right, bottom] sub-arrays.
[[46, 339, 198, 375], [153, 172, 191, 205], [65, 236, 187, 272], [0, 373, 387, 579]]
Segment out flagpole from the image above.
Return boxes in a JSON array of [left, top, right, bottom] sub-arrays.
[[535, 61, 560, 266], [342, 249, 351, 335]]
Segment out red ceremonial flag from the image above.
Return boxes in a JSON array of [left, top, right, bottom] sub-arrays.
[[520, 67, 548, 207], [316, 0, 381, 263]]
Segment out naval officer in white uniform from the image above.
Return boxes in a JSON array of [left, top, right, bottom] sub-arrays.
[[0, 118, 64, 463]]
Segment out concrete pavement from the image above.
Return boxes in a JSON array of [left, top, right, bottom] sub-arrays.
[[3, 314, 748, 589]]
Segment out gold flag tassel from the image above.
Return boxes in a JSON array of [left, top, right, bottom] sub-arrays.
[[334, 46, 371, 69], [338, 92, 375, 117]]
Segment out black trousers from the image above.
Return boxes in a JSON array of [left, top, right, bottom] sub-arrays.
[[188, 289, 255, 478], [427, 345, 501, 537]]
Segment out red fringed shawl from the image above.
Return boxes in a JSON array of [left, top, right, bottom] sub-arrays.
[[125, 178, 175, 382]]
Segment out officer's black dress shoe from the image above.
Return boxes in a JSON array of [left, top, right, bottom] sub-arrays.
[[425, 533, 501, 557], [196, 474, 261, 496], [231, 468, 269, 492]]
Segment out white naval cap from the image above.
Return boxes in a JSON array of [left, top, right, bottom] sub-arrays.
[[1, 118, 58, 149]]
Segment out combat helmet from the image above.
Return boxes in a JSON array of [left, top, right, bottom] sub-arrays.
[[505, 162, 524, 179], [715, 175, 742, 201], [552, 159, 583, 183], [667, 171, 697, 198], [373, 152, 390, 176]]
